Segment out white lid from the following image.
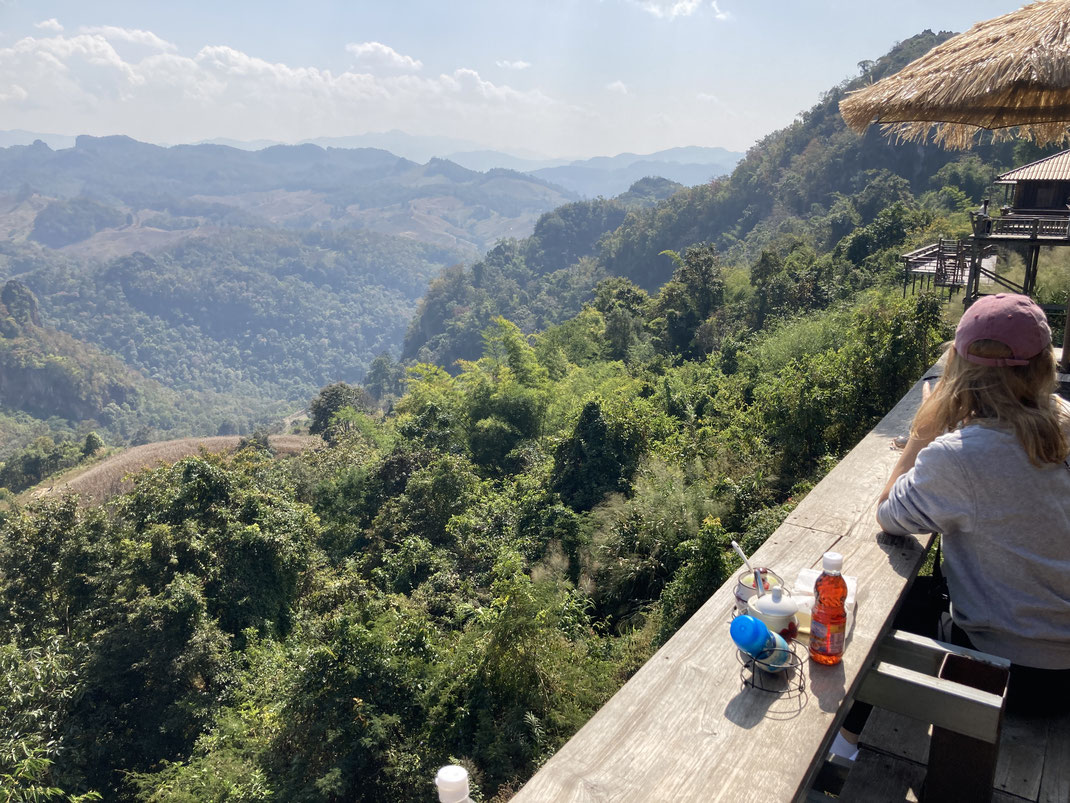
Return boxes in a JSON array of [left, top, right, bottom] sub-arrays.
[[823, 551, 843, 573], [435, 765, 470, 803], [750, 586, 798, 617]]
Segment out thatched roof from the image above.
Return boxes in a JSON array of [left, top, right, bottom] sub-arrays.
[[996, 148, 1070, 182], [840, 0, 1070, 149]]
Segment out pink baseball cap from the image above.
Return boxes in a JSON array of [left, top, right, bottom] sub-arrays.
[[954, 293, 1051, 367]]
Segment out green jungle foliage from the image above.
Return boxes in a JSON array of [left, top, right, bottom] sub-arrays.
[[30, 198, 128, 249], [0, 287, 948, 801], [402, 30, 1046, 369], [12, 229, 463, 401], [0, 432, 103, 494], [0, 278, 292, 459], [0, 229, 463, 455]]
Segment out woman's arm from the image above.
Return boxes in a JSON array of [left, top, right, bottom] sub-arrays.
[[878, 434, 936, 504], [877, 381, 939, 515]]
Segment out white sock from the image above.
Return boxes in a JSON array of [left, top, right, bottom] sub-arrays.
[[830, 732, 859, 762]]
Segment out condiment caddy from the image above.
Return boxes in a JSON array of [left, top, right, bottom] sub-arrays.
[[729, 544, 858, 686]]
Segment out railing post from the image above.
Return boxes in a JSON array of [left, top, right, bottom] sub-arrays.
[[1061, 294, 1070, 373]]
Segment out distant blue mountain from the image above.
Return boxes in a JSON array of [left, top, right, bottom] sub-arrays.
[[1, 128, 742, 200], [196, 136, 283, 151], [527, 148, 744, 198], [444, 150, 571, 173], [0, 129, 78, 150], [300, 131, 489, 164]]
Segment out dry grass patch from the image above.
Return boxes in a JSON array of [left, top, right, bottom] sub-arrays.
[[24, 435, 320, 506]]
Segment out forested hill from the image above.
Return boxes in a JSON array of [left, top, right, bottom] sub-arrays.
[[0, 277, 279, 461], [0, 227, 464, 457], [0, 136, 576, 255], [403, 29, 1037, 368]]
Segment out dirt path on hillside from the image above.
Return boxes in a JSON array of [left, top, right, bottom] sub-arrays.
[[25, 434, 321, 506]]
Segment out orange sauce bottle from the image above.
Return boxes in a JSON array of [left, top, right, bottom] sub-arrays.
[[809, 551, 847, 665]]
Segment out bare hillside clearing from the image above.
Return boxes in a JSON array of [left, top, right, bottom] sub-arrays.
[[25, 435, 320, 505]]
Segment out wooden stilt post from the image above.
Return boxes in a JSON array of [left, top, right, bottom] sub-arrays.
[[1025, 244, 1040, 297], [1061, 294, 1070, 373], [965, 240, 981, 307]]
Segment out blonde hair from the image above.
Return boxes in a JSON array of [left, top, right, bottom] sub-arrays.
[[911, 339, 1069, 466]]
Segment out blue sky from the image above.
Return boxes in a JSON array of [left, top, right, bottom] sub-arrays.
[[0, 0, 1021, 158]]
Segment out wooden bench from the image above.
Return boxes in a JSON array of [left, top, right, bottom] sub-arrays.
[[837, 630, 1012, 801]]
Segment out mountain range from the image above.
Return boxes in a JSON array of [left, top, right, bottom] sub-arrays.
[[0, 135, 575, 257], [1, 128, 743, 204]]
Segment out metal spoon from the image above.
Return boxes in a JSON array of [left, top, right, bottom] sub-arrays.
[[731, 540, 752, 573]]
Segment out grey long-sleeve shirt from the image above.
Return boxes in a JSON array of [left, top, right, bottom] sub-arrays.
[[877, 417, 1070, 669]]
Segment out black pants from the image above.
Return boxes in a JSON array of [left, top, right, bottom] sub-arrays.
[[946, 621, 1070, 718]]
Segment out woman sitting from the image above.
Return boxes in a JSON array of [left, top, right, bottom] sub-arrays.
[[877, 292, 1070, 715]]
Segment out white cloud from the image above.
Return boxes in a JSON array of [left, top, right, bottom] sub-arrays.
[[80, 26, 176, 52], [34, 18, 64, 33], [606, 80, 628, 94], [496, 59, 531, 71], [697, 91, 737, 117], [0, 31, 580, 151], [635, 0, 730, 20], [345, 41, 422, 72], [0, 83, 27, 102]]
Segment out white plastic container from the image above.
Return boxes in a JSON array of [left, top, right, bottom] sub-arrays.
[[435, 765, 473, 803], [748, 586, 799, 640]]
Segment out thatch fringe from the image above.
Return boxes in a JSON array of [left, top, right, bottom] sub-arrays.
[[880, 121, 1070, 150], [840, 0, 1070, 149]]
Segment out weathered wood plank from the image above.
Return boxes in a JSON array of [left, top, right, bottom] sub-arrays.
[[858, 707, 1064, 802], [839, 747, 926, 802], [858, 707, 931, 765], [994, 714, 1045, 801], [855, 661, 1005, 743], [839, 748, 1025, 803], [1040, 713, 1070, 803], [513, 525, 841, 803], [513, 370, 941, 803], [877, 630, 1011, 676]]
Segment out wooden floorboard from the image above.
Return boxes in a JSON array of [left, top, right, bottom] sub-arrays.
[[859, 708, 930, 765], [1039, 714, 1070, 803], [996, 715, 1045, 801], [851, 706, 1070, 802], [840, 747, 1031, 802], [838, 748, 925, 802]]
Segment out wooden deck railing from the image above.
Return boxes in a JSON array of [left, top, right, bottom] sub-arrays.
[[900, 241, 996, 293], [971, 213, 1070, 240]]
